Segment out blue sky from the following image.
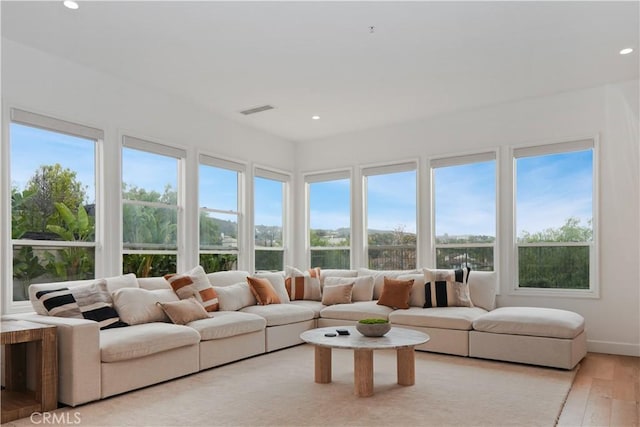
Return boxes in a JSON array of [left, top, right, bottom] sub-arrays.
[[11, 123, 592, 237]]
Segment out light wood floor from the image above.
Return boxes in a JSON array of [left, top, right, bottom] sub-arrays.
[[558, 352, 639, 426]]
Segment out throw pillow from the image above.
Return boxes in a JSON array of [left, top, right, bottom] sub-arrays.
[[468, 270, 497, 311], [35, 279, 127, 330], [252, 272, 291, 303], [358, 268, 421, 300], [321, 283, 354, 306], [112, 288, 179, 325], [324, 276, 374, 301], [423, 267, 473, 308], [165, 265, 219, 312], [213, 282, 257, 311], [398, 273, 428, 307], [377, 277, 414, 310], [246, 277, 281, 305], [156, 298, 210, 325], [284, 266, 321, 301]]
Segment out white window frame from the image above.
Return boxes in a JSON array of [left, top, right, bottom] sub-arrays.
[[121, 135, 186, 272], [429, 150, 498, 273], [304, 169, 352, 269], [362, 160, 419, 270], [511, 137, 599, 298], [6, 108, 103, 312], [253, 166, 291, 272], [198, 154, 245, 271]]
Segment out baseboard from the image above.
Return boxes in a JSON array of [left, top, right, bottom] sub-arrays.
[[587, 339, 640, 357]]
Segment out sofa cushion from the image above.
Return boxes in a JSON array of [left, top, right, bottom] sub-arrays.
[[320, 269, 357, 287], [112, 288, 178, 325], [188, 311, 266, 340], [389, 307, 488, 330], [472, 307, 585, 339], [214, 282, 256, 311], [240, 304, 314, 326], [320, 301, 394, 321], [137, 277, 172, 291], [288, 300, 325, 318], [468, 271, 497, 311], [207, 270, 252, 287], [324, 276, 374, 301], [29, 274, 138, 315], [157, 298, 210, 325], [247, 277, 281, 305], [100, 323, 200, 362]]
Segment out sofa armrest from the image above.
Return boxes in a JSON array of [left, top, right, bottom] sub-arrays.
[[3, 313, 102, 406]]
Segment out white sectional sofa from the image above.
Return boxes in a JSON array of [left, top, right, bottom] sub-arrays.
[[5, 267, 587, 408]]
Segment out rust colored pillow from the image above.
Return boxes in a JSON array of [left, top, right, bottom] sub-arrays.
[[377, 277, 414, 309], [247, 276, 281, 305]]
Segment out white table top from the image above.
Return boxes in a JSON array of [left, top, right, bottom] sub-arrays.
[[300, 326, 429, 350]]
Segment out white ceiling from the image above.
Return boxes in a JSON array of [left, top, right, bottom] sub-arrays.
[[2, 1, 639, 142]]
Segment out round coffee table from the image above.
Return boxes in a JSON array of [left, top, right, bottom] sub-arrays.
[[300, 326, 430, 397]]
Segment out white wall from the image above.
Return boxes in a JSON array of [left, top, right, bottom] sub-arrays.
[[1, 39, 295, 309], [294, 81, 640, 356]]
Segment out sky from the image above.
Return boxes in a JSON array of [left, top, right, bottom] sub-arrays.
[[11, 123, 592, 238]]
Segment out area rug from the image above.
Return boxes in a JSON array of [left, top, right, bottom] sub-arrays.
[[7, 345, 576, 427]]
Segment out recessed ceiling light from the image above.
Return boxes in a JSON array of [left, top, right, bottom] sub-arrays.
[[619, 48, 634, 55], [312, 115, 320, 120], [63, 0, 79, 10]]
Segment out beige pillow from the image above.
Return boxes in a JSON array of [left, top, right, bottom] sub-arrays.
[[112, 288, 179, 325], [423, 268, 473, 308], [321, 283, 354, 306], [214, 282, 257, 311], [324, 276, 374, 301], [398, 273, 427, 308], [358, 268, 421, 300], [247, 277, 281, 305], [252, 272, 291, 303], [284, 266, 321, 301], [377, 277, 414, 309], [165, 265, 219, 312], [157, 298, 210, 325]]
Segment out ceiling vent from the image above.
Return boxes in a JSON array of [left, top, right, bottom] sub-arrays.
[[240, 105, 275, 115]]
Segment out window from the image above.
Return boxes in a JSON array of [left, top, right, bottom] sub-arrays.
[[199, 155, 244, 272], [431, 152, 496, 271], [254, 168, 289, 271], [514, 140, 596, 291], [122, 136, 185, 277], [306, 172, 351, 269], [9, 109, 101, 302], [363, 162, 417, 269]]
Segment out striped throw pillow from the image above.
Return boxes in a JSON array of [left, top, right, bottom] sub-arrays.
[[165, 265, 219, 312], [284, 266, 321, 301], [423, 267, 473, 308], [35, 279, 127, 330]]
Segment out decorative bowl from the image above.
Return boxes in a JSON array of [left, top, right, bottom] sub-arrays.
[[356, 321, 391, 337]]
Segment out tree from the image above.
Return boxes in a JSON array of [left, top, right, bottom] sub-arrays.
[[518, 217, 592, 243], [23, 164, 87, 232]]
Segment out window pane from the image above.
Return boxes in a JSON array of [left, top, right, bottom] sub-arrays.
[[13, 245, 95, 301], [309, 178, 350, 268], [199, 165, 238, 212], [200, 253, 237, 273], [255, 250, 284, 271], [200, 211, 238, 250], [434, 160, 496, 244], [123, 204, 177, 249], [517, 150, 593, 242], [254, 177, 283, 248], [367, 170, 416, 269], [122, 147, 177, 204], [436, 247, 494, 271], [122, 254, 176, 278], [518, 246, 589, 289]]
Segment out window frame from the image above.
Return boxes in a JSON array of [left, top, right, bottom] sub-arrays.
[[511, 137, 599, 298], [429, 150, 499, 273], [362, 160, 419, 270], [198, 154, 246, 272], [121, 135, 186, 275], [304, 169, 352, 269], [6, 108, 103, 311], [253, 166, 291, 272]]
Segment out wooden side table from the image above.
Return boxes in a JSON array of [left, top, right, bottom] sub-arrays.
[[1, 320, 57, 423]]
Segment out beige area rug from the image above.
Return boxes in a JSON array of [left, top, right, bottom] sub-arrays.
[[6, 345, 577, 427]]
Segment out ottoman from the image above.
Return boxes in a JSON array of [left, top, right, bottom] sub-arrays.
[[469, 307, 586, 369]]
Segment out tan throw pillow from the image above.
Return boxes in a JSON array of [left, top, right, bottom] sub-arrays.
[[423, 268, 473, 308], [321, 283, 354, 306], [165, 265, 219, 312], [246, 277, 281, 305], [377, 277, 414, 309], [156, 299, 210, 325], [324, 276, 375, 301], [284, 266, 321, 301]]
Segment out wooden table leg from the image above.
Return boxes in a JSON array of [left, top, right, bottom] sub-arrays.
[[40, 327, 58, 412], [315, 346, 332, 383], [397, 346, 415, 386], [354, 349, 374, 397]]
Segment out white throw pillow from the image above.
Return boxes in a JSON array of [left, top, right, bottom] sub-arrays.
[[468, 270, 497, 311], [214, 282, 257, 311], [324, 275, 374, 301], [112, 288, 179, 325], [398, 273, 427, 307], [253, 271, 291, 303], [357, 268, 421, 300]]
